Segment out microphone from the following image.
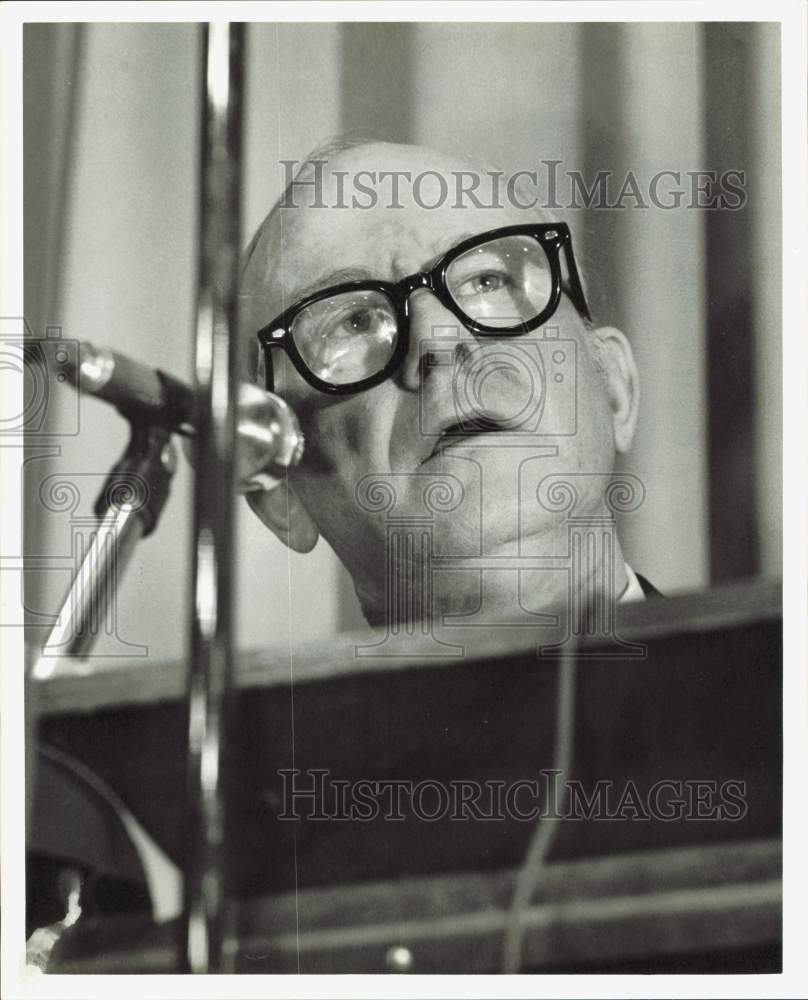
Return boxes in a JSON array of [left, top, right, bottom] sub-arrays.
[[64, 342, 304, 493]]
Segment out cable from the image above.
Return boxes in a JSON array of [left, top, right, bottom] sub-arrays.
[[501, 637, 578, 973]]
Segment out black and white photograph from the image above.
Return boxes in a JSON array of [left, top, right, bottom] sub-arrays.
[[1, 2, 806, 996]]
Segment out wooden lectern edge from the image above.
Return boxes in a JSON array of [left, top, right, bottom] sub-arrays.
[[51, 835, 782, 974], [33, 576, 781, 717]]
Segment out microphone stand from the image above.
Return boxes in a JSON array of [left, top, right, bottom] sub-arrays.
[[29, 22, 247, 976], [181, 21, 245, 975], [24, 419, 178, 971], [29, 421, 177, 676]]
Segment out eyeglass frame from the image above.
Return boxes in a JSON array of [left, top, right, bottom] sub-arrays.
[[255, 222, 591, 395]]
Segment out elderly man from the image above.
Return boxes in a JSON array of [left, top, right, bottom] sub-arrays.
[[240, 140, 653, 635]]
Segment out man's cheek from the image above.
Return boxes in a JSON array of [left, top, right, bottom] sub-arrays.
[[295, 402, 360, 476], [576, 387, 616, 473]]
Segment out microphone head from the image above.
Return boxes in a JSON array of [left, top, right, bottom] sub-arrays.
[[67, 341, 302, 493], [182, 384, 304, 492], [65, 341, 115, 393], [236, 382, 304, 492]]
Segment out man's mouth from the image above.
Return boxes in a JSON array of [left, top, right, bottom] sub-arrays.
[[428, 416, 513, 460]]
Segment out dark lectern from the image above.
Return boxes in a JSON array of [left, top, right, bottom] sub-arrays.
[[29, 578, 781, 973]]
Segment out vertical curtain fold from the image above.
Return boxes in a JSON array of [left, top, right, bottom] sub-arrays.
[[581, 23, 709, 593], [23, 24, 84, 631]]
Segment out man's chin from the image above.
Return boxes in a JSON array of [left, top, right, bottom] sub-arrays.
[[352, 559, 570, 629]]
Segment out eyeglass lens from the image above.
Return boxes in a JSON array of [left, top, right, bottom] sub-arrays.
[[290, 288, 398, 385], [444, 234, 552, 327]]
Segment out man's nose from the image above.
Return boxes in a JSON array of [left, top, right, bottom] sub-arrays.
[[398, 287, 476, 392]]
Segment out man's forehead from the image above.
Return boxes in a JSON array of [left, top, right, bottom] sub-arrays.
[[273, 144, 519, 296]]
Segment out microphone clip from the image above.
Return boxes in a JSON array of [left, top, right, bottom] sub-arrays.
[[94, 422, 177, 538]]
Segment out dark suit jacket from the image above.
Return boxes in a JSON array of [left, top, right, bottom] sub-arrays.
[[636, 573, 663, 598]]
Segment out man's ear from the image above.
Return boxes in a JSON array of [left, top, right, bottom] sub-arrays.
[[246, 479, 319, 553], [593, 326, 640, 454]]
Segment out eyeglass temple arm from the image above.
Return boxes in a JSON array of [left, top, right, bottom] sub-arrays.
[[561, 237, 592, 323]]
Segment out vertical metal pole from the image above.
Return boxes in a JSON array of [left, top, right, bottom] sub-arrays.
[[181, 21, 245, 974]]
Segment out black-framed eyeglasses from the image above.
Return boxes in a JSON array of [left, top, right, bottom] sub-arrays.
[[255, 223, 590, 395]]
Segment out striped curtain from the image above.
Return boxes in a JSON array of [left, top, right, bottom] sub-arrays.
[[24, 21, 781, 653]]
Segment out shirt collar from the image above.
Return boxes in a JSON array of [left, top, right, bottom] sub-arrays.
[[620, 564, 646, 603]]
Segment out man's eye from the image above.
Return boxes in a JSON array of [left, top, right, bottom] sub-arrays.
[[342, 309, 374, 334], [456, 270, 511, 297], [319, 305, 395, 344]]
